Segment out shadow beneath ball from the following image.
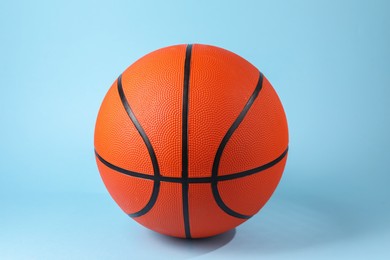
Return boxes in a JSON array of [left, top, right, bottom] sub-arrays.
[[148, 228, 236, 256], [222, 186, 379, 256], [141, 183, 388, 258]]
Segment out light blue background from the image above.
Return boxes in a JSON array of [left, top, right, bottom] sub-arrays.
[[1, 0, 389, 259]]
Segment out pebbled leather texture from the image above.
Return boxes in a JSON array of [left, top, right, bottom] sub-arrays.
[[94, 44, 289, 238]]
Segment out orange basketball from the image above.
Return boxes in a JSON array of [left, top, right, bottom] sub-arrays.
[[94, 44, 289, 239]]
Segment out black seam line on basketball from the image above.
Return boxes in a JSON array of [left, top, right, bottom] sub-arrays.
[[182, 44, 192, 239], [211, 72, 264, 220], [94, 146, 288, 184], [117, 74, 161, 218]]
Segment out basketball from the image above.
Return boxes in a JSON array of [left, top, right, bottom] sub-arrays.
[[94, 44, 289, 239]]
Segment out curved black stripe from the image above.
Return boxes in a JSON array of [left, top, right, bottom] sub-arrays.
[[182, 44, 192, 239], [95, 147, 288, 184], [211, 72, 264, 219], [95, 150, 155, 181], [118, 75, 160, 177], [218, 147, 288, 181], [117, 75, 161, 218]]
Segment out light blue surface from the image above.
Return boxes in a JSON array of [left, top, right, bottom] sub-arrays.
[[1, 0, 389, 259]]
